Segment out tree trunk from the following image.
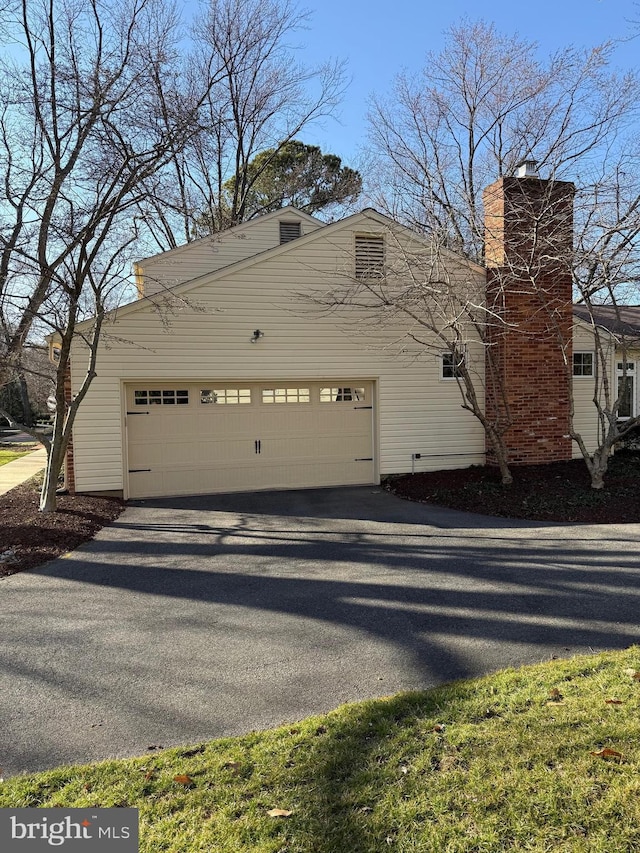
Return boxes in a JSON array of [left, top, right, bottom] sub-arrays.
[[17, 375, 33, 427], [39, 420, 66, 513], [39, 447, 65, 512], [486, 425, 513, 485], [588, 446, 611, 490]]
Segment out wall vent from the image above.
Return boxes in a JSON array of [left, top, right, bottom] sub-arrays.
[[355, 234, 385, 278], [279, 221, 302, 243]]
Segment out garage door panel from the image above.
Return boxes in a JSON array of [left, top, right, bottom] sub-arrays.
[[196, 411, 257, 437], [196, 438, 255, 463], [126, 381, 374, 498]]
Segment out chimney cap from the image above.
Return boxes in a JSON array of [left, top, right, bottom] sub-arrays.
[[515, 157, 539, 178]]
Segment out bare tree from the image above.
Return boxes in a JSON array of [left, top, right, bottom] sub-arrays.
[[138, 0, 347, 249], [0, 0, 204, 511], [364, 20, 640, 487], [567, 156, 640, 487]]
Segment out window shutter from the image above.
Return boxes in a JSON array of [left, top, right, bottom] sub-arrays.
[[355, 235, 385, 278], [279, 221, 302, 243]]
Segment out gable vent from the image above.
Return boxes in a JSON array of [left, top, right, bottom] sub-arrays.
[[355, 234, 385, 278], [279, 221, 302, 243]]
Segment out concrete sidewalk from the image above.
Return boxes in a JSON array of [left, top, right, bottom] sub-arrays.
[[0, 447, 47, 495]]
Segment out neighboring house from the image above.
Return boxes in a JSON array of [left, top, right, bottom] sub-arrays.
[[63, 176, 634, 500]]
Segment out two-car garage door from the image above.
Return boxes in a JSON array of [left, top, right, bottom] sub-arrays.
[[125, 381, 375, 498]]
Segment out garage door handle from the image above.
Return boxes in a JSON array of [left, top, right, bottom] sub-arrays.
[[255, 439, 261, 454], [126, 411, 149, 415], [129, 468, 151, 473], [355, 457, 373, 461], [354, 406, 372, 409]]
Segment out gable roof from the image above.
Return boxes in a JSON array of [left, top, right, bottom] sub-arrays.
[[573, 304, 640, 342], [138, 206, 324, 266], [104, 207, 487, 324]]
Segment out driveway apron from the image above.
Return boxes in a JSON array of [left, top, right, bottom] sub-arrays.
[[1, 486, 639, 777]]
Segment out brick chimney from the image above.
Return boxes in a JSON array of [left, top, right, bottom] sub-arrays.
[[483, 167, 574, 465]]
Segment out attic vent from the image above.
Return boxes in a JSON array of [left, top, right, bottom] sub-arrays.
[[279, 221, 302, 243], [355, 235, 385, 278]]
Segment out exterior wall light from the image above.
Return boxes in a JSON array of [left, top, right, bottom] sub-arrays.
[[250, 329, 264, 343]]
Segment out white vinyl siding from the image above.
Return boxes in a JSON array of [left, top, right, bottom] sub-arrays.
[[139, 209, 320, 297], [69, 218, 487, 495]]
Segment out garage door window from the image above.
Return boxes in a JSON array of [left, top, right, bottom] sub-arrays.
[[134, 389, 189, 405], [320, 387, 365, 402], [262, 388, 310, 404], [201, 389, 251, 404]]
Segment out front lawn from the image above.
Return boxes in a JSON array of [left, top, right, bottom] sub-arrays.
[[2, 649, 640, 852], [0, 446, 34, 466]]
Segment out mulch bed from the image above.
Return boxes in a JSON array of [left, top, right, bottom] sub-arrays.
[[0, 478, 125, 578], [385, 450, 640, 524]]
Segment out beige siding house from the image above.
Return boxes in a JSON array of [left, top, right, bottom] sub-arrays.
[[66, 192, 638, 500], [69, 208, 488, 499]]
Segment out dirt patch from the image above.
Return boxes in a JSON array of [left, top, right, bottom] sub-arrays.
[[385, 450, 640, 524], [0, 478, 125, 578]]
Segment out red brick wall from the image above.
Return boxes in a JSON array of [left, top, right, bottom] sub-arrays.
[[483, 176, 574, 464]]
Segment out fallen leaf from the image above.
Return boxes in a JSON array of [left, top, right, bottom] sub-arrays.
[[173, 774, 194, 786], [83, 783, 92, 792], [267, 808, 292, 818], [147, 744, 164, 751], [360, 806, 373, 813], [432, 724, 446, 733], [590, 748, 623, 759], [144, 772, 155, 781], [223, 761, 242, 775], [549, 688, 564, 700], [624, 669, 640, 680], [605, 698, 624, 705], [400, 765, 409, 775]]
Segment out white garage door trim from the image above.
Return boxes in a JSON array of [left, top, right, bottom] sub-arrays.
[[124, 380, 376, 498]]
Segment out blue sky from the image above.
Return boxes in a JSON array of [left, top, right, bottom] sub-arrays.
[[288, 0, 639, 164]]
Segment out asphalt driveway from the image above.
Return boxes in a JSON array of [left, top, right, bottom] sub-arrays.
[[2, 486, 640, 777]]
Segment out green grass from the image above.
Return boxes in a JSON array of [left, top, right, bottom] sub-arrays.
[[0, 447, 33, 466], [2, 649, 640, 852]]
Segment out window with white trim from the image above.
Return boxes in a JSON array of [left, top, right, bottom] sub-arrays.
[[355, 235, 384, 278], [441, 350, 465, 380], [319, 387, 365, 402], [200, 389, 251, 404], [262, 387, 310, 404], [573, 352, 594, 377], [134, 389, 189, 405]]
